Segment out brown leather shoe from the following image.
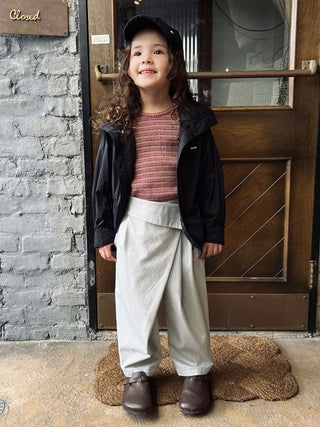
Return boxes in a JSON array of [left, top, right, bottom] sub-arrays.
[[179, 374, 212, 416], [122, 371, 153, 415]]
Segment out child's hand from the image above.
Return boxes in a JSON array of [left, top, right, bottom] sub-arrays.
[[98, 243, 117, 262], [199, 242, 223, 259]]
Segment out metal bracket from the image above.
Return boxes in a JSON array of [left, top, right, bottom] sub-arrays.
[[308, 260, 317, 290], [302, 60, 318, 76]]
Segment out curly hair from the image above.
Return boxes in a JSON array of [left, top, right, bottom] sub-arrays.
[[91, 32, 193, 136]]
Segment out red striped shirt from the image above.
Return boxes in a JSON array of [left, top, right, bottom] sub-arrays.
[[131, 107, 180, 202]]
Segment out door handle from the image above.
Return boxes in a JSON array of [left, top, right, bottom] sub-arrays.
[[95, 60, 318, 81]]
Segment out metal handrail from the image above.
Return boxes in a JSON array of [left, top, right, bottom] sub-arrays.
[[95, 60, 318, 81]]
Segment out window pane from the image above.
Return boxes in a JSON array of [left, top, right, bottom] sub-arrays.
[[117, 0, 293, 107]]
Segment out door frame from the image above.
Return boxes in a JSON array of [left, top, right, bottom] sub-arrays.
[[309, 90, 320, 333], [79, 0, 97, 332], [78, 0, 320, 334]]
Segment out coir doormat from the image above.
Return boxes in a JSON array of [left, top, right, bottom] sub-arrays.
[[93, 336, 298, 405]]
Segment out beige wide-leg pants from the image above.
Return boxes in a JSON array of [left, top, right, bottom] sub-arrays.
[[114, 196, 213, 377]]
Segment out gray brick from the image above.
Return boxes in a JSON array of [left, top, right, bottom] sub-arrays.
[[0, 121, 17, 137], [1, 57, 36, 78], [17, 158, 71, 177], [0, 196, 19, 214], [70, 157, 83, 175], [56, 33, 78, 55], [68, 15, 77, 32], [75, 306, 88, 323], [31, 306, 73, 324], [24, 179, 49, 198], [0, 38, 8, 57], [0, 236, 19, 252], [43, 137, 81, 157], [20, 196, 68, 214], [0, 158, 18, 176], [71, 196, 83, 214], [22, 234, 71, 253], [16, 159, 48, 177], [0, 178, 31, 197], [0, 98, 46, 118], [24, 270, 82, 289], [0, 307, 25, 324], [47, 158, 71, 175], [51, 253, 85, 272], [1, 254, 48, 272], [25, 306, 72, 325], [0, 138, 44, 159], [46, 214, 84, 233], [74, 234, 85, 252], [52, 323, 87, 339], [0, 78, 11, 97], [10, 38, 21, 54], [3, 325, 50, 340], [46, 176, 84, 196], [68, 117, 83, 140], [20, 37, 57, 55], [69, 76, 79, 96], [37, 55, 80, 75], [52, 288, 85, 306], [49, 97, 80, 117], [17, 117, 68, 137], [0, 274, 24, 288], [75, 271, 87, 288], [0, 215, 46, 234], [17, 76, 68, 97], [2, 289, 50, 308]]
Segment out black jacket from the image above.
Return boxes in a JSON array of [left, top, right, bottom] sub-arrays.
[[92, 100, 225, 250]]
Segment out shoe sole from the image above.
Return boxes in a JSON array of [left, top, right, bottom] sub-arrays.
[[180, 406, 211, 416], [123, 406, 153, 417]]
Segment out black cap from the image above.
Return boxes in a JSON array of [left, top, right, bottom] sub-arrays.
[[123, 15, 183, 53]]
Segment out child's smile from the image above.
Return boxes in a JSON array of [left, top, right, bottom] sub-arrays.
[[128, 29, 171, 95]]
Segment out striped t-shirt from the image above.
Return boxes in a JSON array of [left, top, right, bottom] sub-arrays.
[[131, 107, 180, 202]]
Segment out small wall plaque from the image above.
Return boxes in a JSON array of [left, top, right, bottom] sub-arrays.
[[0, 0, 69, 37], [91, 34, 110, 45]]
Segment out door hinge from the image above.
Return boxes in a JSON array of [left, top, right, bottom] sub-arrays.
[[308, 260, 317, 290]]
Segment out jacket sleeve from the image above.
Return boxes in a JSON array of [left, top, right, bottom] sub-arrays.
[[200, 130, 226, 245], [92, 131, 116, 248]]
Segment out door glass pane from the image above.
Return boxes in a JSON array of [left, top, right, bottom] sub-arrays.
[[117, 0, 294, 107]]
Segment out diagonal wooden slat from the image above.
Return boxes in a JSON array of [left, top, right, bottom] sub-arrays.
[[241, 237, 284, 277], [209, 205, 285, 276], [225, 164, 262, 199], [222, 162, 264, 195], [226, 171, 286, 231], [273, 269, 284, 278], [225, 162, 286, 227]]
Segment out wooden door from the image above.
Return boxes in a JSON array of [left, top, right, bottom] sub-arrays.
[[86, 0, 319, 330]]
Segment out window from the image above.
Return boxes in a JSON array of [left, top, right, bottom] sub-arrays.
[[117, 0, 294, 107]]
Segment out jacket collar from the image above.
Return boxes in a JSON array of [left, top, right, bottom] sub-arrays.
[[177, 100, 217, 160], [98, 121, 120, 134]]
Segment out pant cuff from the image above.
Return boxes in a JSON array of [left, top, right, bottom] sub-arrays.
[[122, 368, 157, 377], [176, 365, 213, 376]]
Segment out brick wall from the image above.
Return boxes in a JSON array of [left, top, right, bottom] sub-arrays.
[[0, 1, 88, 340]]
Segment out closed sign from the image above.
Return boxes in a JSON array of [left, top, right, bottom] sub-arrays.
[[0, 0, 69, 36]]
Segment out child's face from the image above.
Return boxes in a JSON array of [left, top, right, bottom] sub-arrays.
[[128, 29, 171, 96]]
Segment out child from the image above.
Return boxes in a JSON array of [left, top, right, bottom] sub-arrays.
[[92, 15, 225, 416]]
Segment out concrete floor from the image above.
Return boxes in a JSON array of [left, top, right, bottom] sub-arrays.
[[1, 334, 320, 427]]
